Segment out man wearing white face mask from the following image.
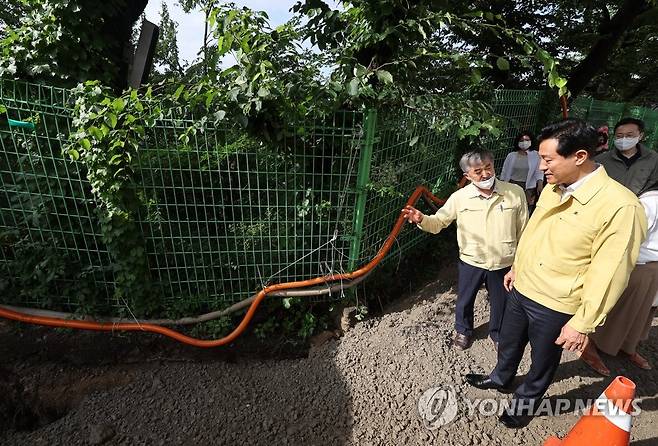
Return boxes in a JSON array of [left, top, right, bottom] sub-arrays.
[[402, 150, 528, 350], [596, 117, 658, 196]]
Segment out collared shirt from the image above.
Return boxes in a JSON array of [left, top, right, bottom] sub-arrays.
[[468, 181, 501, 199], [558, 165, 601, 203], [513, 167, 647, 333], [418, 180, 528, 271]]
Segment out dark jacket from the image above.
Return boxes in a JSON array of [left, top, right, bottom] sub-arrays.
[[596, 144, 658, 196]]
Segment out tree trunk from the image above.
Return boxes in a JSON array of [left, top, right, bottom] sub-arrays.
[[567, 0, 652, 98], [204, 8, 209, 76], [81, 0, 148, 91]]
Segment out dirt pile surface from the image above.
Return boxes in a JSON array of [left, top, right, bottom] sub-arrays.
[[1, 277, 657, 445]]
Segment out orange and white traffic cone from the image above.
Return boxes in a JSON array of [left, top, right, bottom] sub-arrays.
[[543, 376, 635, 446]]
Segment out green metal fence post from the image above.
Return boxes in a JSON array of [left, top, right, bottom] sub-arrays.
[[348, 109, 377, 271]]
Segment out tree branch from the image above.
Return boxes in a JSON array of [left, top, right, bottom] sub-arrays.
[[567, 0, 652, 98]]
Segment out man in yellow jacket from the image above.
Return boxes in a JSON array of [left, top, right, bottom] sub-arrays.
[[465, 119, 647, 428], [402, 150, 528, 350]]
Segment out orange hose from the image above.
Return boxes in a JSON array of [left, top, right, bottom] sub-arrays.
[[0, 185, 446, 348]]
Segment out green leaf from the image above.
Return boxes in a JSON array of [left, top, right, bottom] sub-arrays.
[[537, 49, 551, 63], [353, 64, 367, 78], [88, 126, 103, 140], [112, 98, 125, 112], [348, 78, 359, 96], [228, 87, 241, 101], [257, 87, 270, 98], [205, 91, 216, 108], [106, 113, 117, 128], [173, 84, 185, 101], [208, 8, 218, 30], [376, 70, 393, 84], [80, 138, 91, 150], [548, 70, 561, 88], [496, 57, 510, 71], [110, 139, 125, 149], [417, 23, 427, 39], [409, 135, 419, 147], [109, 154, 122, 165], [67, 148, 80, 160], [471, 69, 482, 83]]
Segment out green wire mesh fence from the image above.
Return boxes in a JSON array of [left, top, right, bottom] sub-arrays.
[[133, 112, 363, 311], [1, 79, 655, 316], [571, 96, 658, 150], [0, 81, 115, 311], [485, 90, 547, 164], [355, 90, 548, 269]]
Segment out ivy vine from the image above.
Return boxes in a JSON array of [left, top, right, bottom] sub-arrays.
[[66, 82, 165, 315]]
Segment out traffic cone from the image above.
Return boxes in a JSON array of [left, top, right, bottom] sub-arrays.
[[543, 376, 635, 446]]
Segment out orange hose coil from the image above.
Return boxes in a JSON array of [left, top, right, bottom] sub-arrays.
[[0, 185, 446, 348]]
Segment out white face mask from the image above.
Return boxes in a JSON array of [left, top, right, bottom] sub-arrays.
[[614, 136, 640, 151], [518, 141, 531, 150], [474, 176, 496, 190]]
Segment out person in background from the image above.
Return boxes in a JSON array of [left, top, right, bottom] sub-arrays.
[[579, 188, 658, 374], [465, 119, 647, 428], [500, 131, 544, 211], [402, 150, 528, 351], [596, 117, 658, 195], [594, 125, 609, 154]]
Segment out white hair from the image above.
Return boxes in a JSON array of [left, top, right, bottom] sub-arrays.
[[459, 150, 494, 173]]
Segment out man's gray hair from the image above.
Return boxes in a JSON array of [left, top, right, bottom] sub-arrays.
[[459, 150, 495, 173]]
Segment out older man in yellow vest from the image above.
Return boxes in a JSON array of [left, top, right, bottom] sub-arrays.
[[403, 150, 528, 350]]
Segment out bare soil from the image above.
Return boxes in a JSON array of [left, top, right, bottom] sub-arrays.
[[1, 262, 657, 445]]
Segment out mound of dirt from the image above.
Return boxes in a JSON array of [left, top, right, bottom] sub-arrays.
[[2, 278, 657, 445]]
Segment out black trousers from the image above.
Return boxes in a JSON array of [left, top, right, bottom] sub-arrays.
[[489, 288, 572, 414], [456, 260, 510, 342]]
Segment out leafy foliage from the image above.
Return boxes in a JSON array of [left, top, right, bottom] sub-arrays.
[[0, 0, 146, 90], [293, 0, 569, 102], [440, 1, 658, 106], [67, 82, 161, 314], [0, 1, 575, 331], [152, 1, 185, 79]]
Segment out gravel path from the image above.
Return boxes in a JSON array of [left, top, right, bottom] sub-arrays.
[[2, 276, 657, 445]]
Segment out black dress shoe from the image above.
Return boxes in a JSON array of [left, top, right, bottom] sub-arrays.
[[464, 374, 507, 391], [499, 411, 524, 429]]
